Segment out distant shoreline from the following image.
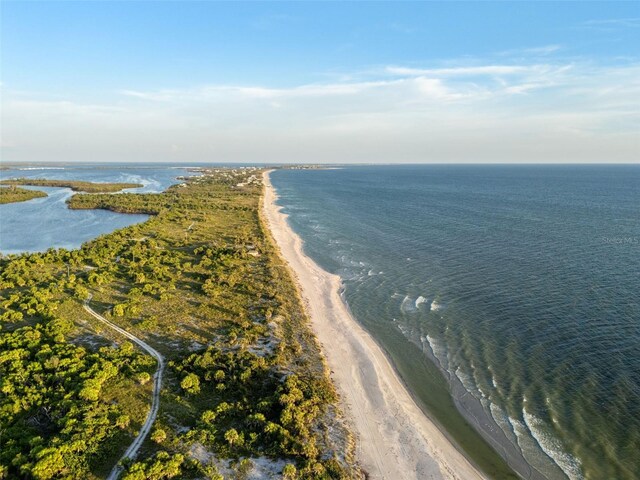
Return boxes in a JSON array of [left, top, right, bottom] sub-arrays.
[[262, 170, 486, 480], [0, 178, 142, 193]]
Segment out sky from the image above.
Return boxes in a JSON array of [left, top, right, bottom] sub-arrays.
[[1, 1, 639, 164]]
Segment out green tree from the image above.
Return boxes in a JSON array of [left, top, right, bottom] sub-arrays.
[[224, 428, 242, 448], [282, 464, 297, 480], [180, 373, 200, 395], [151, 428, 167, 444], [201, 410, 216, 424], [30, 448, 66, 480], [116, 414, 131, 429], [136, 371, 151, 385]]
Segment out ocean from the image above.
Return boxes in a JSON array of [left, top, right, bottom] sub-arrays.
[[270, 165, 640, 480]]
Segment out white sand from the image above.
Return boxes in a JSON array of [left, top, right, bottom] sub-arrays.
[[262, 171, 487, 480]]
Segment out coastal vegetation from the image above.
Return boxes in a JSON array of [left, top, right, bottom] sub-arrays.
[[0, 186, 48, 204], [0, 168, 357, 479], [0, 179, 142, 193]]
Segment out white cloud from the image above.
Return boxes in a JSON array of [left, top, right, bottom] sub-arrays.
[[121, 80, 403, 103], [2, 59, 639, 163], [498, 45, 562, 57], [522, 45, 563, 55], [385, 65, 538, 76], [582, 17, 640, 29]]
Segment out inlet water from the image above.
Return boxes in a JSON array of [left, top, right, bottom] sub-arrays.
[[0, 165, 183, 254]]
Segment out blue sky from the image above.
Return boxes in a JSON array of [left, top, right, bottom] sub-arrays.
[[2, 1, 639, 163]]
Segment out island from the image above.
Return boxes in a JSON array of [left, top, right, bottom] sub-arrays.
[[0, 186, 48, 204], [0, 178, 143, 193]]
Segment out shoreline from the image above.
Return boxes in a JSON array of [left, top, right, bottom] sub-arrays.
[[262, 170, 486, 480]]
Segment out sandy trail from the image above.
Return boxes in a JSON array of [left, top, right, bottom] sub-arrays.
[[84, 294, 165, 480], [262, 171, 486, 480]]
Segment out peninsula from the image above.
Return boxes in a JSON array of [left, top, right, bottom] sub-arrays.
[[0, 186, 48, 204]]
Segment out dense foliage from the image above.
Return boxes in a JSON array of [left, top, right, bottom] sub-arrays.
[[0, 168, 357, 479], [0, 186, 47, 204], [0, 324, 153, 479]]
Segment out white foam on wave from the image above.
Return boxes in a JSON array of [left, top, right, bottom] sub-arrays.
[[523, 410, 584, 480], [396, 322, 409, 337], [489, 403, 519, 446], [423, 334, 449, 371], [415, 296, 429, 308], [468, 360, 491, 400], [18, 167, 65, 170], [506, 412, 565, 480], [454, 366, 478, 396], [430, 300, 442, 311], [544, 397, 560, 426], [508, 415, 544, 467], [400, 295, 417, 313], [482, 396, 580, 480], [504, 410, 582, 480], [485, 366, 505, 400]]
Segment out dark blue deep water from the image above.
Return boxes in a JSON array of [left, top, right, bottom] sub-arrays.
[[271, 165, 640, 480]]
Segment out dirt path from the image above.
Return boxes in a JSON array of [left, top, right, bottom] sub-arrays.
[[84, 295, 165, 480]]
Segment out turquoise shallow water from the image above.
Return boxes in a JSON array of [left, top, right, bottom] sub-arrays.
[[271, 165, 640, 480]]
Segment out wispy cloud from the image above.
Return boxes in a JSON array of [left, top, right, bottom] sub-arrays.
[[119, 62, 576, 107], [498, 45, 563, 56], [122, 81, 389, 102], [524, 45, 563, 55], [120, 77, 464, 104], [3, 57, 639, 163], [583, 17, 640, 28], [385, 65, 547, 76]]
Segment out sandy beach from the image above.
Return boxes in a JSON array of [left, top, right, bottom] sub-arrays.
[[262, 171, 486, 480]]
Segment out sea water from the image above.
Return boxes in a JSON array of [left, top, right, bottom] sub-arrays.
[[271, 165, 640, 480]]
